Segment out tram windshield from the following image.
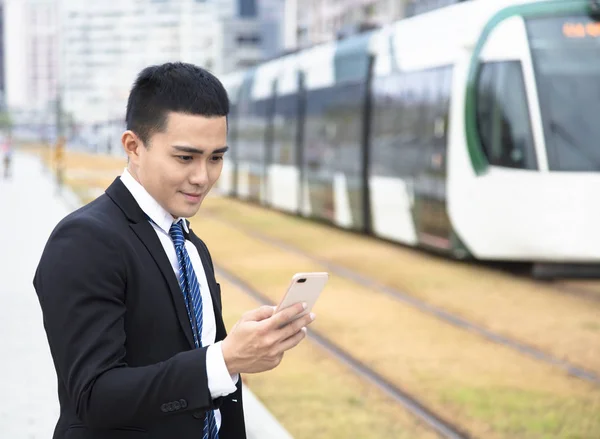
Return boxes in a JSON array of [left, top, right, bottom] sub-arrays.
[[525, 14, 600, 172]]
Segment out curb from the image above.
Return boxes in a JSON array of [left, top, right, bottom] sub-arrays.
[[242, 384, 294, 439]]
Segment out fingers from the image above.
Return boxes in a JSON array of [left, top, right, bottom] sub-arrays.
[[267, 302, 307, 330], [277, 312, 315, 342], [277, 327, 307, 353], [242, 305, 276, 323]]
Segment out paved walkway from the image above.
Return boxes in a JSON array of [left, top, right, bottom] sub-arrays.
[[0, 151, 293, 439]]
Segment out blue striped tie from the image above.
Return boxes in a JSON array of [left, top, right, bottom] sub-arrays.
[[169, 220, 219, 439]]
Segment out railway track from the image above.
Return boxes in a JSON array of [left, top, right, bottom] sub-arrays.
[[206, 212, 600, 385], [217, 265, 472, 439]]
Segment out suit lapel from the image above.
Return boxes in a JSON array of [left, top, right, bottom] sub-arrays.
[[106, 178, 196, 349], [130, 222, 196, 349], [188, 230, 227, 341]]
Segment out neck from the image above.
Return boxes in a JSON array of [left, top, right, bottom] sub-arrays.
[[126, 166, 177, 221], [127, 165, 142, 185]]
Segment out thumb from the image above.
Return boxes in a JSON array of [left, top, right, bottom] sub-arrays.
[[242, 305, 276, 322]]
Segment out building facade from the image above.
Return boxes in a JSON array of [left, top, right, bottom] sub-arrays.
[[284, 0, 408, 50], [2, 0, 60, 141], [4, 0, 59, 113], [405, 0, 469, 17], [0, 0, 5, 110], [59, 0, 270, 129], [257, 0, 286, 60]]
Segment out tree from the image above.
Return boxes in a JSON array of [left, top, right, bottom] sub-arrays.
[[0, 111, 13, 134]]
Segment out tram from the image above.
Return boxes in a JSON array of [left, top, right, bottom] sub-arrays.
[[218, 0, 600, 274]]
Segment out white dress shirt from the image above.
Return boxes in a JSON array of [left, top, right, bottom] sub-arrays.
[[120, 169, 238, 430]]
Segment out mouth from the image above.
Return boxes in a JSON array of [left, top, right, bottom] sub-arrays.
[[181, 192, 203, 203]]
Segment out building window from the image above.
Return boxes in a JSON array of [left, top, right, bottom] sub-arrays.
[[237, 59, 258, 68], [236, 34, 261, 45], [238, 0, 257, 18]]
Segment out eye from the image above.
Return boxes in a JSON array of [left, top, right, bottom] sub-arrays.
[[177, 155, 193, 162], [211, 155, 224, 162]]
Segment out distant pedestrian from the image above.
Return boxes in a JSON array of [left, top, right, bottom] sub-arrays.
[[54, 136, 66, 192], [2, 133, 13, 180]]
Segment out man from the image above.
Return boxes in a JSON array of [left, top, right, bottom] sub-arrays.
[[33, 62, 315, 439]]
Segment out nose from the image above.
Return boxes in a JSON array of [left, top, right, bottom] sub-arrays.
[[189, 161, 209, 188]]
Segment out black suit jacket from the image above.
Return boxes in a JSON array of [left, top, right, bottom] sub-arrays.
[[33, 178, 246, 439]]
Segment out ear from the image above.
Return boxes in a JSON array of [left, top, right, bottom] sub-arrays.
[[121, 130, 143, 165]]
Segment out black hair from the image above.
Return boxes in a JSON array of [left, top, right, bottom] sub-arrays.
[[125, 62, 229, 145]]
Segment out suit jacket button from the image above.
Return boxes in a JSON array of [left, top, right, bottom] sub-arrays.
[[193, 410, 203, 419], [179, 399, 188, 409], [160, 403, 168, 413], [173, 401, 181, 410]]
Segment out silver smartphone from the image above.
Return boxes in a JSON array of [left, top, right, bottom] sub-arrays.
[[275, 272, 329, 324]]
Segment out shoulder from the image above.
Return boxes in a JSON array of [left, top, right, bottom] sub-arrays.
[[43, 195, 126, 259], [34, 205, 129, 301], [35, 197, 129, 280]]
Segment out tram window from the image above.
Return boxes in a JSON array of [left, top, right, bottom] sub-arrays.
[[370, 65, 453, 177], [370, 73, 417, 177], [475, 61, 538, 170], [370, 75, 406, 176], [237, 97, 269, 163], [526, 15, 600, 171], [419, 70, 437, 142], [404, 73, 423, 145], [433, 67, 452, 148], [272, 93, 299, 165], [304, 81, 365, 175]]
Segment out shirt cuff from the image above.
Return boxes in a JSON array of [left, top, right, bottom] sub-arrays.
[[206, 341, 239, 399]]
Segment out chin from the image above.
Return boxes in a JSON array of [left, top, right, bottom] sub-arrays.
[[173, 204, 202, 219]]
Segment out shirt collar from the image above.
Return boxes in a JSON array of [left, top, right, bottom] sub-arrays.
[[120, 168, 189, 234]]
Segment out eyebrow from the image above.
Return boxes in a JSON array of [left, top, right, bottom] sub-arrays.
[[172, 145, 229, 154]]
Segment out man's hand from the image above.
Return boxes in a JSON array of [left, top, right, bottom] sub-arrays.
[[221, 303, 315, 375]]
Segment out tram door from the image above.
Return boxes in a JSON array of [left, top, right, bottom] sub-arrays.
[[412, 67, 453, 251]]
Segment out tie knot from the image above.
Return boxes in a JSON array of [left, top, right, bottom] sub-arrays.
[[169, 221, 186, 248]]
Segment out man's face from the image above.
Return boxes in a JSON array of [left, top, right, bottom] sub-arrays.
[[131, 112, 228, 219]]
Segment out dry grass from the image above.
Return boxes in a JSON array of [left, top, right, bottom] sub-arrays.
[[190, 214, 600, 439], [200, 196, 600, 374], [29, 145, 126, 203], [218, 278, 439, 439], [22, 143, 126, 175]]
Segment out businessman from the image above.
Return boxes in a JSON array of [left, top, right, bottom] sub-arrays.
[[33, 62, 315, 439]]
